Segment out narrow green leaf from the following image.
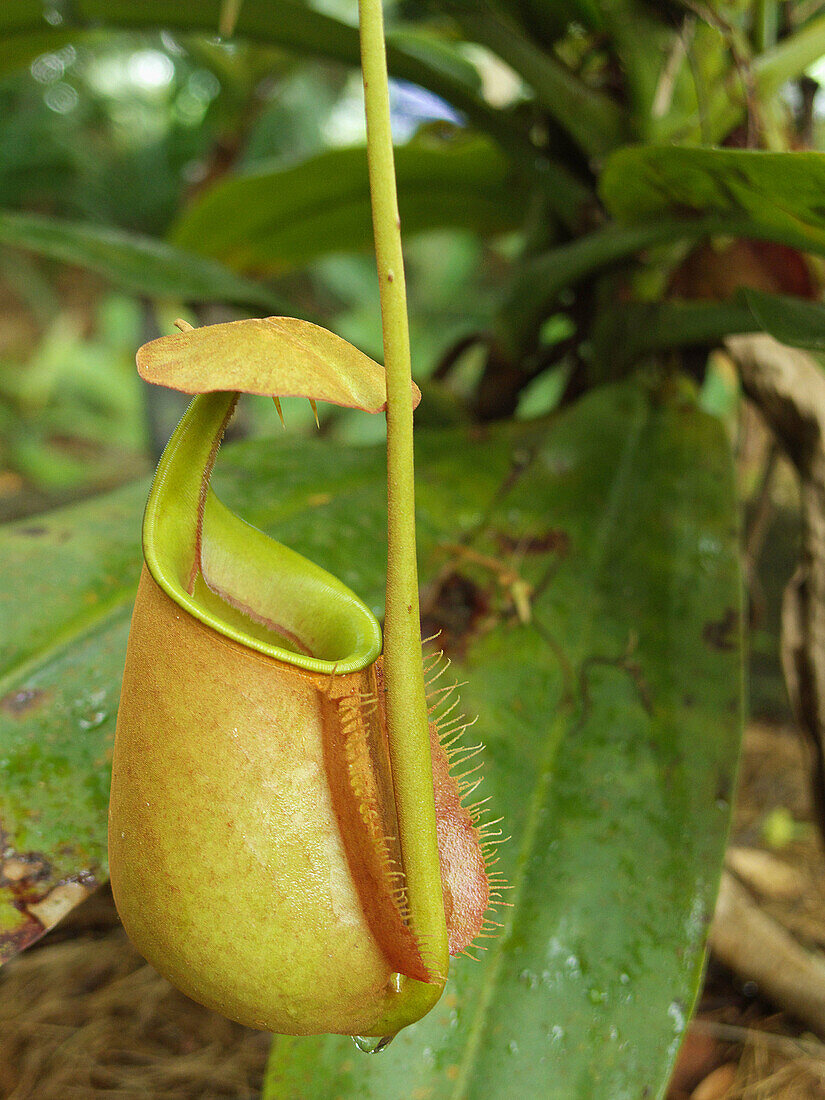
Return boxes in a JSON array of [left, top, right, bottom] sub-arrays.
[[590, 297, 759, 375], [0, 378, 741, 1099], [753, 0, 780, 53], [170, 136, 528, 272], [465, 0, 604, 41], [456, 7, 627, 158], [498, 218, 721, 354], [386, 26, 483, 97], [600, 147, 825, 256], [753, 12, 825, 95], [744, 287, 825, 351], [0, 210, 286, 310]]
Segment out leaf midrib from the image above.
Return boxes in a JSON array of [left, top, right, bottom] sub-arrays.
[[448, 397, 650, 1100]]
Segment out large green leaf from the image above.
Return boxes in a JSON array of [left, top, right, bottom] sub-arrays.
[[600, 146, 825, 255], [170, 135, 528, 273], [0, 211, 286, 310], [590, 289, 825, 374], [454, 7, 627, 158], [0, 379, 741, 1098], [0, 482, 145, 953], [261, 380, 742, 1099]]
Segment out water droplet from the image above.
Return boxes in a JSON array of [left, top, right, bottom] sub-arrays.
[[619, 972, 630, 985], [549, 1024, 565, 1043], [519, 968, 539, 990], [352, 1034, 394, 1054], [667, 1000, 686, 1035], [507, 1040, 519, 1055], [587, 987, 607, 1005], [79, 710, 108, 730]]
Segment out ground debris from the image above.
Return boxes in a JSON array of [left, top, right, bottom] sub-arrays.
[[0, 888, 267, 1099]]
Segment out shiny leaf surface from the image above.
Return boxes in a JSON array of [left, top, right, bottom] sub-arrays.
[[170, 136, 528, 273]]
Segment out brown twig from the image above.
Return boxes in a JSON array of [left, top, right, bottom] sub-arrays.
[[726, 334, 825, 839], [711, 870, 825, 1038]]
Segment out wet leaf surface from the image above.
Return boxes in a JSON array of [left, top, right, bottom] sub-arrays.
[[264, 380, 743, 1098]]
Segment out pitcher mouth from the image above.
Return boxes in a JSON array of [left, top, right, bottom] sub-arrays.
[[142, 391, 382, 675]]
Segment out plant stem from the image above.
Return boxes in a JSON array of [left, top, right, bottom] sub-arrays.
[[755, 12, 825, 93], [754, 0, 779, 53], [358, 0, 450, 984]]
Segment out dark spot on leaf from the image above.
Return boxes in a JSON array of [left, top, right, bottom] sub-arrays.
[[702, 607, 739, 651], [495, 528, 569, 556], [421, 572, 490, 657], [16, 525, 48, 537], [0, 915, 45, 963], [1, 688, 47, 715], [683, 694, 695, 708]]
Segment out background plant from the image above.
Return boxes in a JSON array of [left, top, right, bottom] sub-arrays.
[[2, 1, 825, 1096]]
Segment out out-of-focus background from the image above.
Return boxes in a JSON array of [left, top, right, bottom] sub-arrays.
[[0, 2, 528, 525]]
